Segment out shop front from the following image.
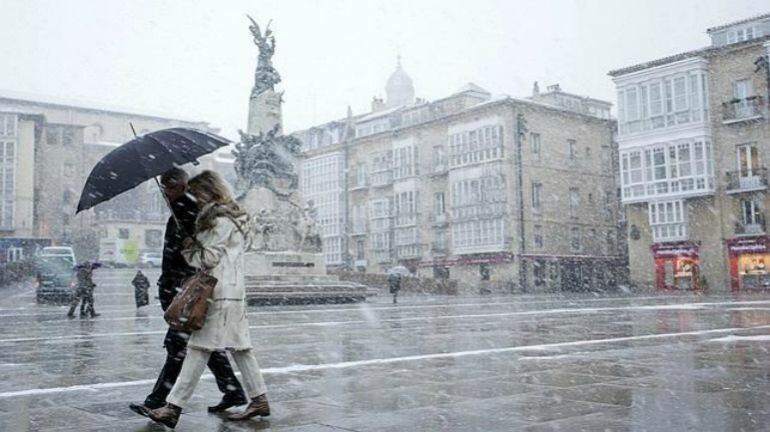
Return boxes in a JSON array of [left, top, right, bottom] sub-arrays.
[[651, 241, 700, 291], [726, 236, 770, 291]]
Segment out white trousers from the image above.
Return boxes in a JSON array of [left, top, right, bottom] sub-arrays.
[[166, 347, 267, 408]]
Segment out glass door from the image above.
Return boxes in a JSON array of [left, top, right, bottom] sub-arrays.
[[737, 144, 760, 188]]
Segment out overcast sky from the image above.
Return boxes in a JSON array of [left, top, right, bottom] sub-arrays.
[[0, 0, 765, 138]]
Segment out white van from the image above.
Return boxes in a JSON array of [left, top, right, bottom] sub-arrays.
[[40, 246, 77, 267]]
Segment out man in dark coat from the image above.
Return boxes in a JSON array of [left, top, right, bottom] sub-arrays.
[[130, 168, 246, 417], [388, 272, 402, 304]]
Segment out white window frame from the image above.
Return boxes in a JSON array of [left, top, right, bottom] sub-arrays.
[[648, 200, 687, 242]]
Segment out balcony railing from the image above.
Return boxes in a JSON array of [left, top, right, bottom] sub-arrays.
[[736, 216, 766, 236], [723, 96, 765, 123], [726, 168, 768, 193]]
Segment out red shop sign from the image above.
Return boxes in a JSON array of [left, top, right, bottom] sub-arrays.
[[651, 241, 699, 259], [726, 236, 770, 257]]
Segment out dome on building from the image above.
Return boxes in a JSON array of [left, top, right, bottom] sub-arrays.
[[385, 57, 415, 108]]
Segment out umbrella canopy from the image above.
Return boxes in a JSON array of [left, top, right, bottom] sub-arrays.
[[76, 128, 230, 213], [387, 265, 411, 276]]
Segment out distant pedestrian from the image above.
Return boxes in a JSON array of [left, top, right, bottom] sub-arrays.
[[132, 270, 150, 308], [67, 261, 100, 318], [388, 272, 402, 304]]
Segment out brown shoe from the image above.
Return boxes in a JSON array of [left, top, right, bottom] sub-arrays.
[[148, 403, 182, 429], [227, 394, 270, 421]]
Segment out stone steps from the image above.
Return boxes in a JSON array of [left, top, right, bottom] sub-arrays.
[[246, 284, 367, 293]]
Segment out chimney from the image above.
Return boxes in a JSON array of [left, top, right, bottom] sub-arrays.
[[371, 97, 386, 112]]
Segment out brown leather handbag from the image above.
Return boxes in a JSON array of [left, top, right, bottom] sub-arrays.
[[164, 271, 217, 332]]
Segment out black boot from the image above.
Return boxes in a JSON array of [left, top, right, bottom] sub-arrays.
[[208, 395, 248, 413]]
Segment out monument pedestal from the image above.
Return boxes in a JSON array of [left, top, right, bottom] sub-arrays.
[[243, 252, 374, 305]]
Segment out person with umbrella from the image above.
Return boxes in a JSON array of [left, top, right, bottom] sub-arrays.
[[388, 270, 403, 304], [67, 261, 100, 318], [129, 168, 247, 416], [73, 127, 248, 416]]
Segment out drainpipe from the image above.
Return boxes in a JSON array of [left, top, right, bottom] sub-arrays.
[[515, 112, 528, 292], [343, 107, 353, 270]]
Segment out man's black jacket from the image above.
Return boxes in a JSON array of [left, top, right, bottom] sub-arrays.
[[158, 194, 198, 311]]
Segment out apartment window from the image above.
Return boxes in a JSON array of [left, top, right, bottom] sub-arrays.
[[433, 192, 445, 216], [393, 144, 417, 179], [448, 123, 503, 168], [733, 79, 753, 100], [0, 115, 17, 137], [0, 140, 15, 230], [62, 189, 73, 205], [570, 227, 581, 251], [62, 128, 74, 146], [673, 77, 687, 112], [530, 133, 541, 161], [532, 182, 543, 213], [118, 228, 130, 239], [567, 140, 577, 160], [356, 240, 365, 260], [649, 200, 687, 242], [625, 87, 639, 120], [46, 127, 59, 145], [737, 143, 760, 178], [356, 163, 367, 187], [569, 187, 580, 217], [585, 147, 591, 158], [649, 82, 663, 116], [741, 199, 763, 227], [533, 224, 543, 248], [433, 145, 446, 171]]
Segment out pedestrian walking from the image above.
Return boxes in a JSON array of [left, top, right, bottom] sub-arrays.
[[147, 170, 270, 429], [132, 270, 150, 308], [388, 271, 402, 304], [129, 168, 246, 419], [67, 261, 100, 318]]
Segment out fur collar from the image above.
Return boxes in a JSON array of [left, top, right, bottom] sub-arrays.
[[196, 202, 248, 233]]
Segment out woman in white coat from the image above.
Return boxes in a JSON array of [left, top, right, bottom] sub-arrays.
[[148, 170, 269, 429]]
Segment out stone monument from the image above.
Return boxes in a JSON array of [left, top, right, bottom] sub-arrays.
[[235, 16, 371, 304]]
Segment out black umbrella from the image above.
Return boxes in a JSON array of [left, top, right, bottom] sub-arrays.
[[76, 127, 230, 213]]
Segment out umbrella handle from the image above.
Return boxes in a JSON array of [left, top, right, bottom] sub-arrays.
[[131, 122, 181, 230]]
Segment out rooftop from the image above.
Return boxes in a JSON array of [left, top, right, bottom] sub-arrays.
[[0, 88, 206, 124], [706, 12, 770, 33]]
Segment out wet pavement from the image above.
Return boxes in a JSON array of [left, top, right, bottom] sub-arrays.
[[0, 268, 769, 431]]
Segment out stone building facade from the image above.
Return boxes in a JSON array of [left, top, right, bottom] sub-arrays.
[[0, 91, 222, 262], [609, 14, 770, 292], [295, 64, 626, 292]]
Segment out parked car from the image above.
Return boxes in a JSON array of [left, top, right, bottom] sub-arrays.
[[35, 255, 76, 303], [40, 246, 77, 267], [139, 252, 162, 268]]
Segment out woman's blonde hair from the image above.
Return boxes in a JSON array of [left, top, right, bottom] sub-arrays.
[[188, 170, 237, 207]]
